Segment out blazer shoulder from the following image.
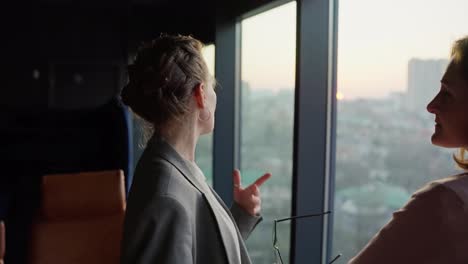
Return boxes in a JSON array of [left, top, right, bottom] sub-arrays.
[[129, 152, 201, 211], [133, 154, 178, 192]]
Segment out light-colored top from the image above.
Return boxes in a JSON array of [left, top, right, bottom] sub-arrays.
[[349, 173, 468, 264], [190, 162, 242, 263]]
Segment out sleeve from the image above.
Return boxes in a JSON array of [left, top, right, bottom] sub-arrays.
[[348, 184, 462, 264], [230, 202, 262, 240], [120, 195, 193, 264]]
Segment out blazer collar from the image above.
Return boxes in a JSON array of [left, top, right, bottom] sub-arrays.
[[147, 135, 205, 194]]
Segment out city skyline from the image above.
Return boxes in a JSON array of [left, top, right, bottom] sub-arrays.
[[237, 0, 468, 99]]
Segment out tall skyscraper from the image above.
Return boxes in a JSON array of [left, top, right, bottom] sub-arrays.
[[407, 58, 448, 111]]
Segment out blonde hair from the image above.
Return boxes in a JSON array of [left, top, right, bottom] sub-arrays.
[[451, 36, 468, 170], [454, 148, 468, 170], [121, 34, 210, 137], [451, 35, 468, 80]]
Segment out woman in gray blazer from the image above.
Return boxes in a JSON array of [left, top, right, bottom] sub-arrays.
[[120, 34, 271, 264]]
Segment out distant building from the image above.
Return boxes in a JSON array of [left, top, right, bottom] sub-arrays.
[[407, 58, 449, 111]]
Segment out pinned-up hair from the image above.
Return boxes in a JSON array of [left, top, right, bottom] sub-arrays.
[[120, 34, 210, 135]]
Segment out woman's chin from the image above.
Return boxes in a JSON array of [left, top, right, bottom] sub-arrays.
[[431, 134, 459, 148], [431, 133, 445, 147]]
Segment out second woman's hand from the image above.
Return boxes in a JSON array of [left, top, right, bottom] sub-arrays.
[[232, 169, 272, 216]]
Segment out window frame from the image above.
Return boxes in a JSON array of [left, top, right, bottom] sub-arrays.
[[213, 0, 338, 263]]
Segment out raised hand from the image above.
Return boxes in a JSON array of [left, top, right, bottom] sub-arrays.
[[232, 169, 271, 216]]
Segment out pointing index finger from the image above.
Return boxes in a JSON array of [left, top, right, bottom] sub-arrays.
[[254, 173, 271, 187]]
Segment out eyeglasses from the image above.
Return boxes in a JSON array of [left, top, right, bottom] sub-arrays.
[[273, 211, 342, 264]]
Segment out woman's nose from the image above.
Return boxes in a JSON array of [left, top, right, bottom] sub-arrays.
[[426, 95, 439, 114]]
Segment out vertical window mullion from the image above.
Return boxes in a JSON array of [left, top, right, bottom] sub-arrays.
[[292, 0, 337, 263], [213, 16, 241, 204]]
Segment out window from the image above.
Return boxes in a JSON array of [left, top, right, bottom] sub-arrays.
[[240, 2, 296, 263], [195, 44, 216, 185], [332, 0, 467, 261]]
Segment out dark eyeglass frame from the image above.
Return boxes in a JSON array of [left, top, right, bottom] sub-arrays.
[[273, 211, 342, 264]]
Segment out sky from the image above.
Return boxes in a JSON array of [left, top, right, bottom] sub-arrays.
[[234, 0, 468, 99], [202, 44, 215, 76], [241, 2, 296, 92]]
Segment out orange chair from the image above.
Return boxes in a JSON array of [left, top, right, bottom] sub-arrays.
[[28, 170, 126, 264], [0, 221, 4, 264]]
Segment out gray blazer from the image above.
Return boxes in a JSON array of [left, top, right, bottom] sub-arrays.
[[121, 136, 262, 264]]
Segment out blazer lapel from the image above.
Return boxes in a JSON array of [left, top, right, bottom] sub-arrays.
[[146, 136, 239, 264], [209, 186, 253, 264], [209, 186, 233, 219]]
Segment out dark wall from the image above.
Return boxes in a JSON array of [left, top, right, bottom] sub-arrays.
[[0, 0, 283, 109], [128, 1, 216, 49], [2, 4, 127, 109], [1, 0, 217, 110]]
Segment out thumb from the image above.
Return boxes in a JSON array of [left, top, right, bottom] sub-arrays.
[[232, 169, 242, 191]]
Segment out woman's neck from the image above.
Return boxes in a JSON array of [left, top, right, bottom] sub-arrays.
[[159, 119, 199, 162]]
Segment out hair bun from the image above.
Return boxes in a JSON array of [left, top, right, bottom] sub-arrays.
[[121, 64, 143, 108], [120, 81, 137, 108]]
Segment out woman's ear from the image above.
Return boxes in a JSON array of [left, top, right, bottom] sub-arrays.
[[193, 83, 206, 109]]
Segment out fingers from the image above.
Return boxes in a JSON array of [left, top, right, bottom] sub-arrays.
[[249, 196, 261, 215], [232, 170, 270, 216], [232, 169, 242, 189], [254, 173, 271, 187], [251, 184, 259, 196], [252, 206, 261, 216], [251, 196, 261, 215], [251, 195, 260, 205]]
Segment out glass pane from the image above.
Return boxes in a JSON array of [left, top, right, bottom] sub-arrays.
[[195, 44, 215, 185], [132, 44, 215, 185], [240, 2, 296, 263], [333, 0, 467, 262]]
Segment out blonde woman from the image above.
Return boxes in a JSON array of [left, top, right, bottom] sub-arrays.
[[350, 36, 468, 263], [120, 35, 271, 264]]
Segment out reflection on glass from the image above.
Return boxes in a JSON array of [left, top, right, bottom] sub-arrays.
[[333, 0, 467, 261], [240, 2, 296, 263], [132, 44, 215, 185]]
